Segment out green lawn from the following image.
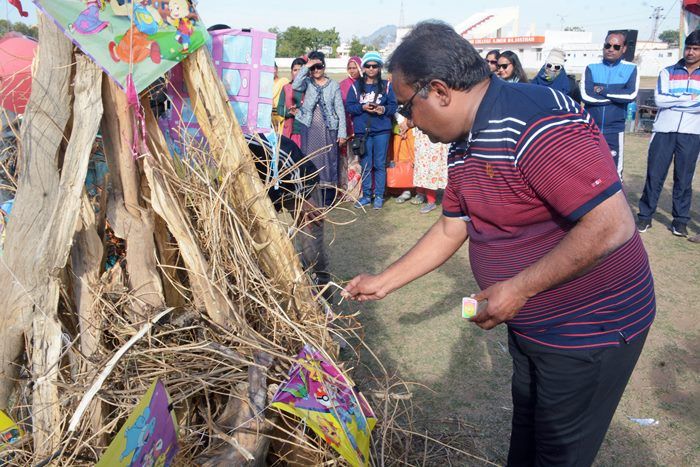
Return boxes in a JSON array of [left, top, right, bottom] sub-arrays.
[[328, 132, 700, 466]]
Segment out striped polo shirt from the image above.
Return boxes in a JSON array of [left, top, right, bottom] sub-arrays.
[[443, 76, 655, 349]]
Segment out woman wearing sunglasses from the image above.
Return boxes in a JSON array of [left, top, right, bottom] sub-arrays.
[[496, 50, 529, 83], [531, 48, 581, 103], [292, 50, 347, 206], [346, 51, 398, 209]]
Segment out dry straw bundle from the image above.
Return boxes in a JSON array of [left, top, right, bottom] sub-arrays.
[[0, 15, 496, 467]]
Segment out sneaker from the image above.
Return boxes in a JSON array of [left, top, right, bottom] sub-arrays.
[[395, 190, 412, 204], [419, 202, 436, 214], [354, 196, 372, 209], [636, 219, 651, 233], [410, 194, 426, 205], [373, 197, 384, 209], [671, 223, 688, 237]]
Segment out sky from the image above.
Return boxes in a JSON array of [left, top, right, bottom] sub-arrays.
[[4, 0, 685, 43]]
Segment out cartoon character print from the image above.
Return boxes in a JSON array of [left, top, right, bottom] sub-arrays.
[[120, 407, 157, 466], [70, 0, 109, 35], [108, 0, 162, 64], [165, 0, 194, 52]]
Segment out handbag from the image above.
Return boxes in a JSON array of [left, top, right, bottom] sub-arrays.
[[351, 112, 373, 157], [386, 134, 414, 189]]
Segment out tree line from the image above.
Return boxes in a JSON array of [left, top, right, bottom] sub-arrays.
[[0, 20, 38, 39], [269, 26, 374, 57]]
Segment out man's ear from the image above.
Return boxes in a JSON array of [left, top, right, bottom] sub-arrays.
[[430, 80, 451, 107]]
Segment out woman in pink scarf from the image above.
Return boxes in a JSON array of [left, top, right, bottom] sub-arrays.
[[339, 56, 362, 200]]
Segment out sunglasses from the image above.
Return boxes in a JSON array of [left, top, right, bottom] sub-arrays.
[[487, 60, 498, 65], [396, 84, 427, 120], [545, 63, 562, 71], [309, 64, 325, 71], [604, 43, 622, 51], [497, 63, 511, 70], [364, 63, 381, 69]]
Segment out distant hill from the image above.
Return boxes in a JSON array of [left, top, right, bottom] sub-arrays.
[[360, 25, 397, 49]]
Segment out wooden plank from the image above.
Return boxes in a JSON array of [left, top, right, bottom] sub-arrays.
[[181, 48, 317, 317], [0, 15, 73, 410], [101, 78, 165, 320]]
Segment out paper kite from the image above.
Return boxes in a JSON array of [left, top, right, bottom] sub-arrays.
[[32, 0, 209, 93], [272, 345, 377, 467], [97, 379, 179, 467]]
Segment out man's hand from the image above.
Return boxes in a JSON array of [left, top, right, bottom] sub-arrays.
[[342, 274, 387, 301], [338, 137, 347, 146], [398, 119, 410, 139], [471, 279, 531, 330]]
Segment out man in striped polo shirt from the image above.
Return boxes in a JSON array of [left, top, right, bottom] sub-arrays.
[[344, 21, 655, 466]]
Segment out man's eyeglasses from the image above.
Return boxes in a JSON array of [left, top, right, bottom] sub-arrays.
[[604, 43, 622, 51], [364, 64, 380, 69], [497, 63, 511, 70], [309, 64, 325, 71], [545, 63, 562, 71], [396, 84, 427, 120]]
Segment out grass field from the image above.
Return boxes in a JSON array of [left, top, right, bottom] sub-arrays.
[[328, 132, 699, 466]]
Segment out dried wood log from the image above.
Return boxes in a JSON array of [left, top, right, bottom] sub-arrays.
[[69, 194, 104, 435], [31, 53, 104, 457], [0, 16, 73, 410], [101, 78, 165, 320], [142, 106, 236, 329], [181, 49, 317, 318]]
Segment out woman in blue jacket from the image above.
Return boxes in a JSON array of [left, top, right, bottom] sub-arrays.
[[345, 51, 398, 210]]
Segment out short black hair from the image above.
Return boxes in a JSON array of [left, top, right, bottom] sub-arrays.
[[291, 57, 307, 69], [606, 30, 628, 45], [308, 50, 325, 64], [387, 20, 490, 92], [686, 30, 700, 46], [486, 49, 500, 59]]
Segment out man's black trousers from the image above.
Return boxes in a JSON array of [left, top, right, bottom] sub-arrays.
[[506, 328, 649, 467]]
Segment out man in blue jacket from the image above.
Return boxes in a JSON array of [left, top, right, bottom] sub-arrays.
[[637, 31, 700, 238], [581, 32, 640, 177]]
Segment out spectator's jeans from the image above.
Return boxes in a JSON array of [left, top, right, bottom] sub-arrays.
[[360, 132, 390, 199], [603, 131, 625, 177], [638, 132, 700, 227]]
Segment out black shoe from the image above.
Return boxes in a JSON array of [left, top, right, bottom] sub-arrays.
[[671, 223, 688, 237], [636, 219, 651, 233]]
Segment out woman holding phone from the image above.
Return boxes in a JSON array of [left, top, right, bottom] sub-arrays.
[[345, 51, 397, 210], [292, 51, 347, 206]]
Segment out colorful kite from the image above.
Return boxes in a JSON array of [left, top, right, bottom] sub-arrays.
[[32, 0, 208, 93], [97, 379, 178, 467], [272, 345, 377, 467]]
